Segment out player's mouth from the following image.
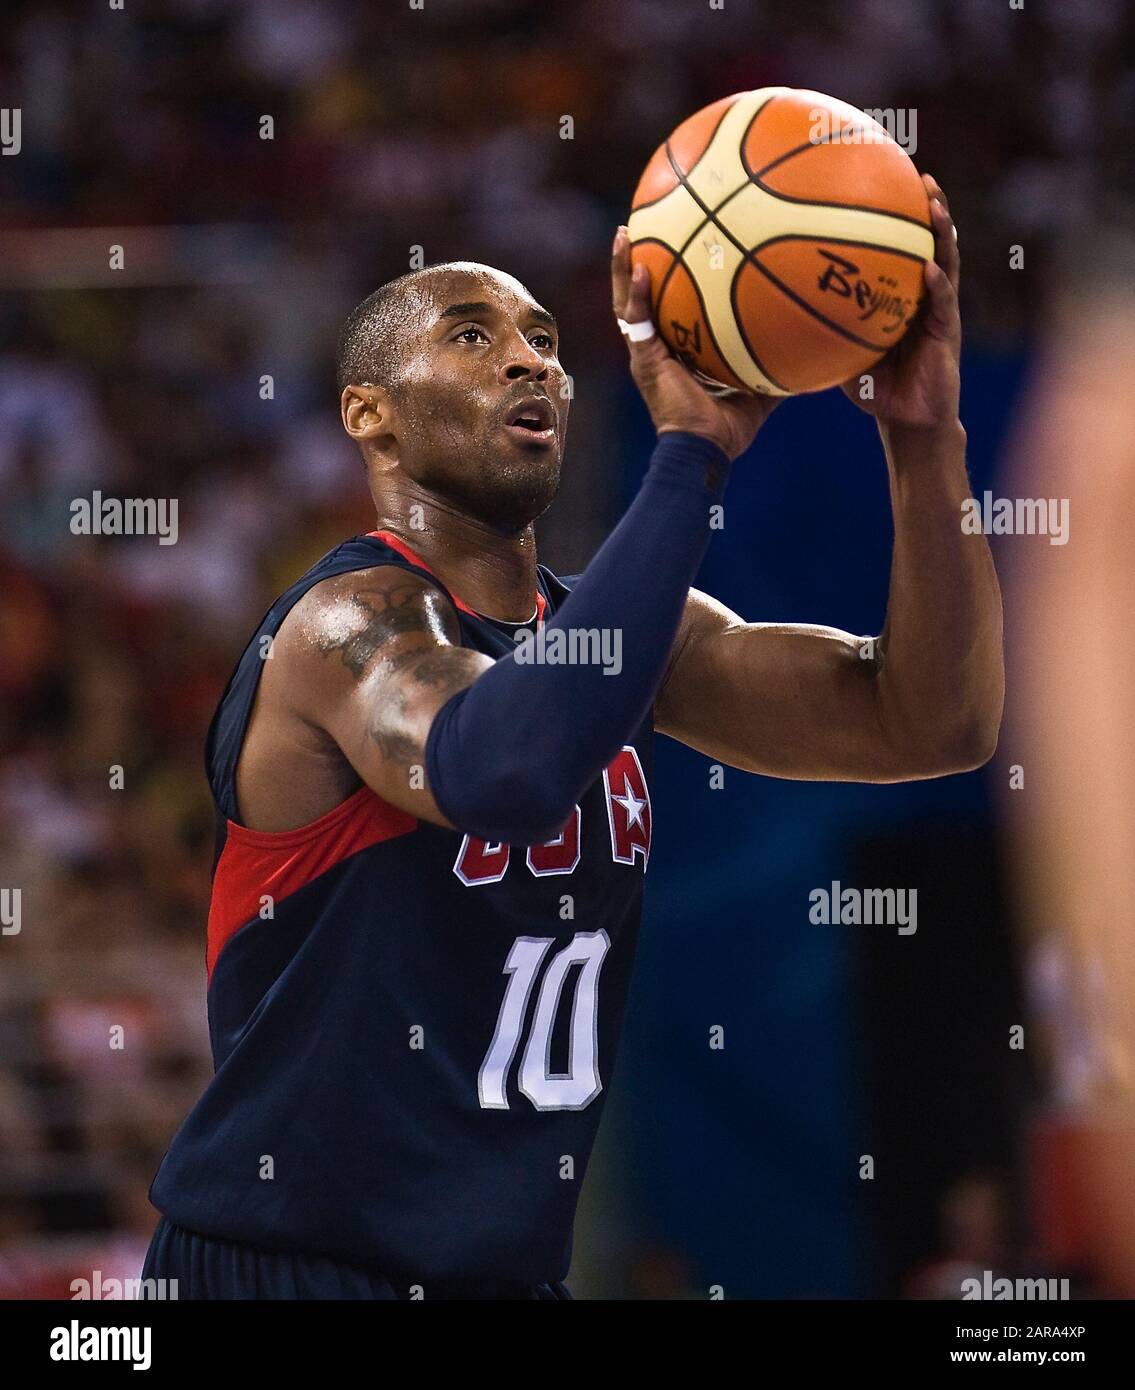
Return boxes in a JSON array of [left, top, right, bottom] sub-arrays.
[[503, 396, 556, 447]]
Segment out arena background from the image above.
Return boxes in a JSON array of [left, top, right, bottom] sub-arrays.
[[0, 0, 1131, 1299]]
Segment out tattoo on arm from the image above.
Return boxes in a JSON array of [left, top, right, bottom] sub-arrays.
[[364, 647, 483, 768], [384, 646, 475, 690], [365, 717, 420, 768], [314, 580, 438, 678], [313, 577, 482, 772]]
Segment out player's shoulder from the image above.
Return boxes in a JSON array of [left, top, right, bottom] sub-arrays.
[[274, 561, 462, 676]]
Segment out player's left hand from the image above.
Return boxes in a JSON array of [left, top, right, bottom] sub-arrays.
[[612, 226, 781, 461], [840, 174, 961, 433]]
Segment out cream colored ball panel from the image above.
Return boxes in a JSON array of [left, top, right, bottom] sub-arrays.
[[716, 180, 936, 262], [682, 87, 790, 211], [627, 182, 706, 251], [679, 229, 786, 396]]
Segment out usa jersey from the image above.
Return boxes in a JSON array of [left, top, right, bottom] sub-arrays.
[[148, 530, 653, 1285]]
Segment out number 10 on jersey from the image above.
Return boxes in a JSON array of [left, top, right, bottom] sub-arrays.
[[478, 930, 611, 1112]]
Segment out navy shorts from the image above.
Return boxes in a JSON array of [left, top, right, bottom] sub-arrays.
[[142, 1216, 572, 1301]]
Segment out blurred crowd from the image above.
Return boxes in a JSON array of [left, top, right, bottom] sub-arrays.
[[0, 0, 1132, 1296]]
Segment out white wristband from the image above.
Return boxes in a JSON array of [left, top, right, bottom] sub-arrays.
[[617, 316, 657, 343]]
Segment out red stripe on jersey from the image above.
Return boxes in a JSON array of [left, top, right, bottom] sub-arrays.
[[207, 786, 417, 979], [369, 529, 547, 622]]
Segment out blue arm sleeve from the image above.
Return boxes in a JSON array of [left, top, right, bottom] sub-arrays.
[[424, 430, 731, 844]]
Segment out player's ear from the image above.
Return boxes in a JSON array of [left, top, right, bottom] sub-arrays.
[[340, 383, 397, 443]]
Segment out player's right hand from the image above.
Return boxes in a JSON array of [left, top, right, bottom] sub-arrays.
[[611, 225, 780, 460]]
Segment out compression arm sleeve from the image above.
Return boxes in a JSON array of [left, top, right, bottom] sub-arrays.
[[424, 430, 731, 844]]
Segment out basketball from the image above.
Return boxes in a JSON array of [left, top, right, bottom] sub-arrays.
[[628, 87, 935, 396]]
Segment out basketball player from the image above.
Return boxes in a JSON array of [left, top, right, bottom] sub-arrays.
[[143, 174, 1003, 1298]]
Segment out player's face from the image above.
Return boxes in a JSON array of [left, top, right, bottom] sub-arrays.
[[393, 267, 570, 532]]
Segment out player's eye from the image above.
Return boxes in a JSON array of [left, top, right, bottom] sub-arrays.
[[529, 332, 555, 350], [454, 326, 489, 344]]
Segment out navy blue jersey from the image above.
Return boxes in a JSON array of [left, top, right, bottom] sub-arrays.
[[149, 531, 653, 1285]]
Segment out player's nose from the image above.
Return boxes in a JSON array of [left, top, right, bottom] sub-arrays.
[[498, 333, 548, 383]]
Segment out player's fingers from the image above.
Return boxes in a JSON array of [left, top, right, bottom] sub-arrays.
[[923, 172, 960, 291], [625, 260, 653, 325], [611, 225, 632, 319], [922, 172, 949, 216], [610, 230, 669, 378], [921, 256, 960, 343], [929, 192, 961, 294], [612, 227, 656, 331], [620, 263, 671, 378]]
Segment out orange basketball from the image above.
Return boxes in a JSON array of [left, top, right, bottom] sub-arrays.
[[628, 87, 934, 396]]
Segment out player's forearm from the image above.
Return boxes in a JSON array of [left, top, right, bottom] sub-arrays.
[[425, 431, 730, 843], [874, 420, 1004, 770]]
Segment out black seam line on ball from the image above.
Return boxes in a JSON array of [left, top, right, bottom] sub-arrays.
[[744, 123, 872, 181], [705, 173, 933, 239], [678, 248, 750, 394], [740, 111, 933, 233], [630, 97, 743, 213], [633, 235, 748, 393], [665, 142, 788, 394], [742, 235, 927, 352]]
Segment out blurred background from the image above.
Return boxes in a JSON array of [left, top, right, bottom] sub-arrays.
[[1, 0, 1133, 1298]]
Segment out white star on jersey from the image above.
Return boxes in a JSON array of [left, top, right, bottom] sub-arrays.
[[612, 777, 647, 831]]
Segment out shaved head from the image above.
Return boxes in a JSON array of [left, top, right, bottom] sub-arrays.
[[336, 261, 540, 396]]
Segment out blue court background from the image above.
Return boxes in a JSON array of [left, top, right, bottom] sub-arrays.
[[597, 349, 1027, 1296]]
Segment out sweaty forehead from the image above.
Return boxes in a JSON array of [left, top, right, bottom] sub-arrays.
[[416, 264, 546, 325]]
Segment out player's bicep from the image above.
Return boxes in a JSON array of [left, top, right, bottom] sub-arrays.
[[288, 568, 493, 825], [331, 630, 492, 826], [654, 588, 891, 780]]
